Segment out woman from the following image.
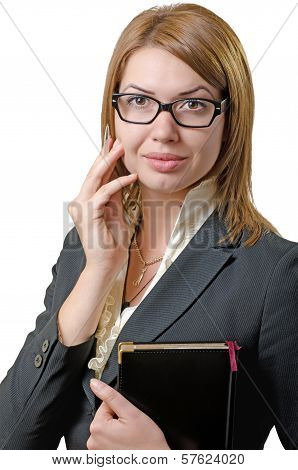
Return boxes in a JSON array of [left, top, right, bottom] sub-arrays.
[[0, 3, 297, 450]]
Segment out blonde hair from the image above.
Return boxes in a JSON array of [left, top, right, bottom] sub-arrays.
[[100, 2, 281, 247]]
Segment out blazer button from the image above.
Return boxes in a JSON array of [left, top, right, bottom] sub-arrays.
[[42, 339, 49, 353], [34, 354, 43, 368]]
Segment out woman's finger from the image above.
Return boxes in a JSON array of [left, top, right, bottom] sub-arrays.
[[94, 400, 118, 423], [80, 144, 125, 200], [90, 379, 140, 420], [91, 173, 138, 209], [87, 139, 121, 179]]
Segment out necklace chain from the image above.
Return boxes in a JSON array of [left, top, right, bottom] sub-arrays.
[[121, 275, 155, 312], [122, 201, 184, 310], [121, 229, 165, 311], [131, 231, 164, 287]]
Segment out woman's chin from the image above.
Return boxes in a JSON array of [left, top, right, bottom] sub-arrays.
[[136, 175, 186, 194]]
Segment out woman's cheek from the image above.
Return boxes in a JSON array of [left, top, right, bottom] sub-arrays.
[[121, 152, 136, 174]]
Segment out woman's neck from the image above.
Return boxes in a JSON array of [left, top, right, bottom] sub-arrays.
[[136, 182, 188, 253], [133, 205, 182, 258]]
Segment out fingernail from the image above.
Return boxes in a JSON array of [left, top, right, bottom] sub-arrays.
[[103, 124, 110, 144], [90, 378, 105, 389], [114, 138, 121, 147]]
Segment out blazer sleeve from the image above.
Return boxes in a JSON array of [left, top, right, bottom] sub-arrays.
[[258, 244, 298, 450], [0, 229, 96, 450]]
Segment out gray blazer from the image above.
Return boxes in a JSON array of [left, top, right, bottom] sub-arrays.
[[0, 208, 297, 450]]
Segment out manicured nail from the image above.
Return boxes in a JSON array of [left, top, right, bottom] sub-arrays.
[[90, 378, 105, 389], [104, 124, 110, 143]]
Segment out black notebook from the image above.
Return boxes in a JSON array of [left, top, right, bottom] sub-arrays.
[[116, 340, 241, 450]]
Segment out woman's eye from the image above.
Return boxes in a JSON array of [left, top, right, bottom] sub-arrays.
[[177, 99, 207, 112], [187, 100, 206, 109], [127, 96, 148, 106]]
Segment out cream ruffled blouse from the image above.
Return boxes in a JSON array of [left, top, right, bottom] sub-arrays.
[[87, 177, 217, 380]]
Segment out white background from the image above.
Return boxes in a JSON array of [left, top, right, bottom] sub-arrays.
[[0, 0, 297, 452]]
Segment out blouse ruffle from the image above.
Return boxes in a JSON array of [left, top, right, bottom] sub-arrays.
[[88, 294, 118, 380], [87, 287, 137, 380]]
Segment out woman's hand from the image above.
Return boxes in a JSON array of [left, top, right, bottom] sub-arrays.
[[87, 379, 171, 450], [67, 137, 138, 273]]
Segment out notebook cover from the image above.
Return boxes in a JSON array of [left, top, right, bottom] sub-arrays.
[[116, 341, 241, 450]]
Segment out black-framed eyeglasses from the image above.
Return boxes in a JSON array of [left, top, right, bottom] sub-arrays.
[[112, 93, 229, 128]]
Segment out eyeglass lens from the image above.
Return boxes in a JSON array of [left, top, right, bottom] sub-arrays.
[[117, 95, 215, 126]]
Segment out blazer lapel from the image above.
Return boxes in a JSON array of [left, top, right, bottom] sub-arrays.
[[91, 208, 244, 387], [82, 343, 96, 412]]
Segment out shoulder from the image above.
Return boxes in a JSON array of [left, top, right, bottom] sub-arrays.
[[240, 229, 297, 267], [234, 230, 297, 294]]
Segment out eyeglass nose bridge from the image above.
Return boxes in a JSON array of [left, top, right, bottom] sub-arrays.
[[159, 102, 172, 112], [155, 101, 177, 121]]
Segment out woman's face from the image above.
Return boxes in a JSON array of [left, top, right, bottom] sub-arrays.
[[115, 47, 226, 196]]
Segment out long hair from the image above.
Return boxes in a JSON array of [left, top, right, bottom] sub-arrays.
[[100, 2, 281, 247]]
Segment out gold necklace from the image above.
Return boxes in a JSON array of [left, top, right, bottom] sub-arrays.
[[131, 231, 164, 287]]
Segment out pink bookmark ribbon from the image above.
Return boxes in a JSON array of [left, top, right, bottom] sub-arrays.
[[225, 340, 242, 372]]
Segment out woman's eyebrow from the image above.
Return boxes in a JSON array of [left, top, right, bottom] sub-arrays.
[[121, 83, 215, 99]]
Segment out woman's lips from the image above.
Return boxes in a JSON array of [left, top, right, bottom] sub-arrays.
[[144, 157, 186, 172]]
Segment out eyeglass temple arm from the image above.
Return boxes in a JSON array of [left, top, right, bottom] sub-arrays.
[[221, 97, 230, 112]]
